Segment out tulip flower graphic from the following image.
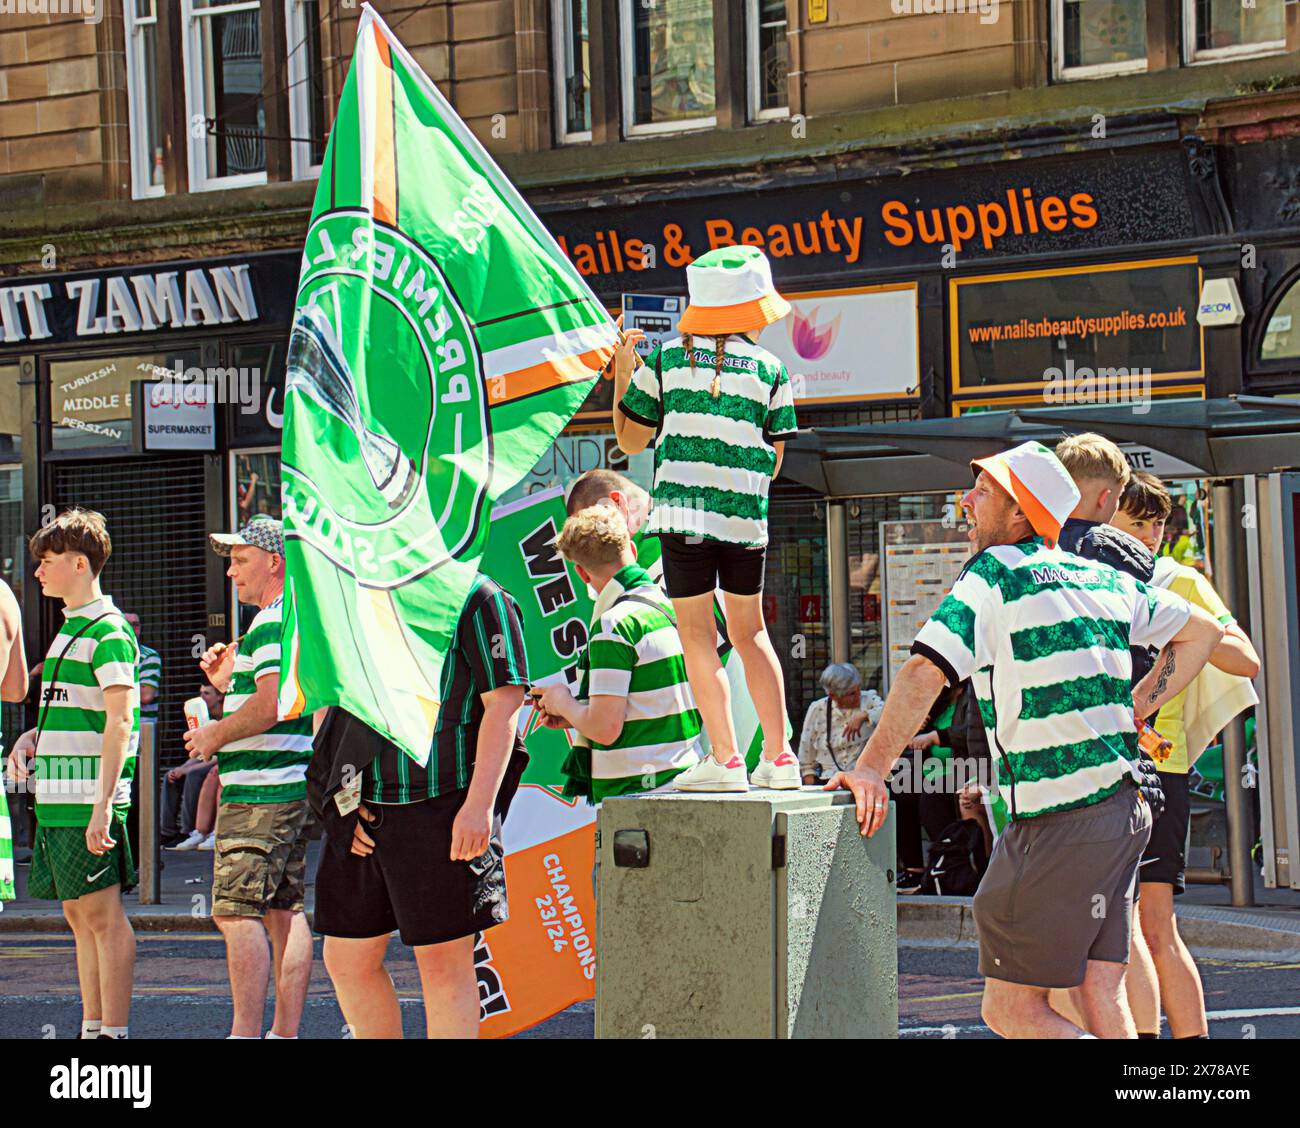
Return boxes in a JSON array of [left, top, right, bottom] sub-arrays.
[[790, 306, 841, 360]]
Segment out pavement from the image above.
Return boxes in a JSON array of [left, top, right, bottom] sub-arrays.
[[4, 929, 1298, 1040], [5, 835, 1300, 1039], [5, 838, 1299, 959]]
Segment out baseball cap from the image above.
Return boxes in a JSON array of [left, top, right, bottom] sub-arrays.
[[209, 515, 284, 558], [970, 441, 1080, 544]]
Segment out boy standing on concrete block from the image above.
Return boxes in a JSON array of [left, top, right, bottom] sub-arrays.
[[538, 505, 704, 799]]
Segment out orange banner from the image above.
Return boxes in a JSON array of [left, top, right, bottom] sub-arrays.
[[477, 787, 597, 1038]]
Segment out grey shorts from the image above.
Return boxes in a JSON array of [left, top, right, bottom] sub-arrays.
[[972, 781, 1152, 989]]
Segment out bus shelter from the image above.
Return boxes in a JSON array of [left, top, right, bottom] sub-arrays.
[[784, 398, 1300, 905]]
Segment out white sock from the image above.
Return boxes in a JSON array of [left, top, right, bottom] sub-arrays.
[[1079, 1033, 1098, 1039], [80, 1020, 102, 1039], [100, 1026, 128, 1039], [226, 1034, 259, 1040], [264, 1031, 297, 1039]]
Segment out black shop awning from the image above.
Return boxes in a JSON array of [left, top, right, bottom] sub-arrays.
[[783, 397, 1300, 497]]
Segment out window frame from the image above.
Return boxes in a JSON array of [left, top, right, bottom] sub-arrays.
[[552, 0, 593, 144], [1251, 264, 1300, 374], [124, 0, 167, 200], [619, 0, 718, 139], [285, 0, 327, 179], [746, 0, 789, 122], [181, 0, 270, 193], [227, 444, 283, 632], [1051, 0, 1149, 82], [1183, 0, 1287, 65]]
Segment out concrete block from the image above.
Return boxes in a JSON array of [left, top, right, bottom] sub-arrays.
[[596, 788, 898, 1039]]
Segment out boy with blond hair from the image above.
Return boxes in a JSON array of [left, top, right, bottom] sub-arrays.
[[537, 505, 704, 799], [1051, 432, 1168, 1037]]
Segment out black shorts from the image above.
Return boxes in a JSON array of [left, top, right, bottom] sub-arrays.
[[313, 790, 509, 947], [1140, 770, 1189, 894], [659, 533, 766, 598]]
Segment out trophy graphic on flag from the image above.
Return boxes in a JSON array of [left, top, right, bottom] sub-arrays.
[[286, 303, 419, 511]]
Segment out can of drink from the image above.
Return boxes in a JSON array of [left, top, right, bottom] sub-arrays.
[[1137, 718, 1173, 763], [184, 696, 210, 731]]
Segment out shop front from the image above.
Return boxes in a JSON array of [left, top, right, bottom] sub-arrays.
[[0, 250, 301, 773], [534, 132, 1246, 722]]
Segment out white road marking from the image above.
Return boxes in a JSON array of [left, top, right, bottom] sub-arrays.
[[902, 1006, 1300, 1036]]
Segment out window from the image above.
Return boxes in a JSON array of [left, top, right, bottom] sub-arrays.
[[1186, 0, 1286, 63], [124, 0, 167, 198], [553, 0, 591, 143], [286, 0, 329, 177], [1054, 0, 1147, 80], [1260, 275, 1300, 363], [49, 352, 200, 452], [230, 449, 281, 634], [0, 365, 20, 465], [748, 0, 789, 120], [621, 0, 716, 137], [183, 0, 268, 191]]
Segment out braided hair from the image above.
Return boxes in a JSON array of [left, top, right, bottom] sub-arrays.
[[680, 332, 730, 394]]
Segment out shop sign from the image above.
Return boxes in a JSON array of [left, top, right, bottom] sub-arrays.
[[1118, 443, 1206, 479], [762, 284, 919, 404], [49, 353, 195, 451], [135, 379, 217, 452], [951, 258, 1203, 400], [542, 146, 1198, 292], [0, 253, 301, 348], [620, 293, 682, 361]]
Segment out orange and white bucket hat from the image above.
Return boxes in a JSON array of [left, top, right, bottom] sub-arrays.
[[971, 441, 1081, 544], [677, 246, 792, 336]]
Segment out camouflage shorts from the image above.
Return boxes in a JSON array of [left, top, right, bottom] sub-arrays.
[[212, 800, 312, 918]]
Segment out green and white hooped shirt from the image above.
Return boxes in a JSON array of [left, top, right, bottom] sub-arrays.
[[137, 643, 162, 723], [33, 595, 140, 828], [911, 539, 1191, 820], [217, 596, 314, 804], [619, 335, 799, 548], [563, 563, 703, 802], [0, 782, 13, 900]]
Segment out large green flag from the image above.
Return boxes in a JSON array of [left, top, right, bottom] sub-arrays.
[[278, 5, 617, 763]]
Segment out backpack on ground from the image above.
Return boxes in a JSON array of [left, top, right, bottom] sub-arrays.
[[921, 819, 987, 896]]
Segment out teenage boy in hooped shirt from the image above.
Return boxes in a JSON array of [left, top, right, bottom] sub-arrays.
[[828, 442, 1224, 1039], [7, 509, 139, 1040], [613, 245, 800, 792], [536, 505, 704, 800], [564, 467, 785, 768]]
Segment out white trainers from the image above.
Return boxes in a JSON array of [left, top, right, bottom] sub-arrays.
[[169, 831, 205, 851], [672, 753, 750, 793], [197, 832, 216, 851], [751, 750, 802, 790]]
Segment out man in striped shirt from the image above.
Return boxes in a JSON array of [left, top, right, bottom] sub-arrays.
[[829, 442, 1224, 1039], [185, 516, 313, 1039], [122, 613, 161, 726], [538, 505, 703, 799], [7, 509, 137, 1039], [314, 573, 529, 1038]]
